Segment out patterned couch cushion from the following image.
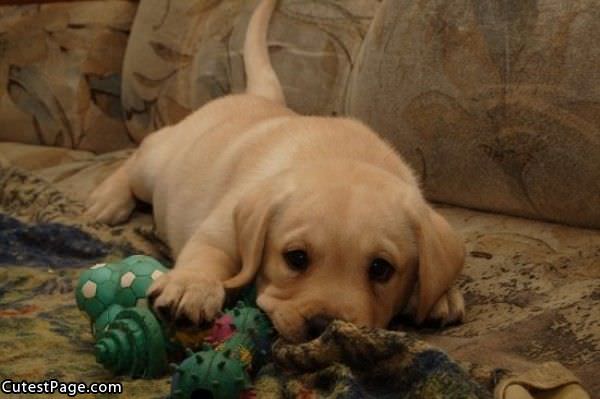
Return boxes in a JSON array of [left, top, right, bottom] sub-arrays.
[[0, 1, 137, 153], [346, 0, 600, 228], [120, 0, 378, 142]]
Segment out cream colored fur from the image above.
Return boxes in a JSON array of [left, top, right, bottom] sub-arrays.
[[85, 0, 465, 341]]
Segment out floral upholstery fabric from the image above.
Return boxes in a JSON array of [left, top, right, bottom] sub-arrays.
[[346, 0, 600, 229], [0, 1, 137, 153], [120, 0, 379, 142]]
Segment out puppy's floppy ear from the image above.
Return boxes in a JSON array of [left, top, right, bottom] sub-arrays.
[[223, 180, 291, 289], [411, 202, 465, 323]]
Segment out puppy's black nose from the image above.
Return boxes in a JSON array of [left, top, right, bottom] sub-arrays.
[[306, 314, 333, 340]]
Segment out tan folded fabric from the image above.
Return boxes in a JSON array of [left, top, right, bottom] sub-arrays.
[[0, 142, 131, 202], [495, 362, 590, 399]]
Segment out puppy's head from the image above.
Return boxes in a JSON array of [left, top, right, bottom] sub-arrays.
[[224, 161, 464, 342]]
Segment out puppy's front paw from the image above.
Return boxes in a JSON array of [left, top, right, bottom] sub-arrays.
[[147, 270, 225, 328], [426, 286, 465, 326]]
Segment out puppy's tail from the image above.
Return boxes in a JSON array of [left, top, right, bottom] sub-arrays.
[[244, 0, 285, 105]]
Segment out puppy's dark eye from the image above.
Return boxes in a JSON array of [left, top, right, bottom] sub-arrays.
[[283, 249, 309, 271], [369, 258, 394, 283]]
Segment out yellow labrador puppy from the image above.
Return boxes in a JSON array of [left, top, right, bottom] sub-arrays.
[[86, 0, 465, 342]]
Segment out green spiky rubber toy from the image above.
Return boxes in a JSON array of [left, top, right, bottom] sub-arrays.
[[170, 302, 274, 399], [75, 255, 175, 378], [76, 255, 275, 398]]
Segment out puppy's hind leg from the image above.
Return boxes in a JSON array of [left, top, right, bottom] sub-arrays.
[[85, 155, 137, 225]]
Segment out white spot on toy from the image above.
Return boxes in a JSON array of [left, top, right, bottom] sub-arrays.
[[120, 272, 135, 288], [82, 281, 97, 298]]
